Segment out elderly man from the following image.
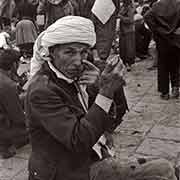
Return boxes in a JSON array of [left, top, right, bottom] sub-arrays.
[[26, 16, 177, 180]]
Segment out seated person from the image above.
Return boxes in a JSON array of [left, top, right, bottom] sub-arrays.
[[26, 16, 177, 180], [0, 49, 28, 159]]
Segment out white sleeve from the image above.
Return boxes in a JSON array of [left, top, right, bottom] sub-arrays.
[[95, 94, 113, 113]]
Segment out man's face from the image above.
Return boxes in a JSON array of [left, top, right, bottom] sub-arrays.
[[50, 42, 89, 80]]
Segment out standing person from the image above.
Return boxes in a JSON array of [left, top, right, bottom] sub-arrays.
[[0, 49, 28, 159], [119, 0, 136, 71], [144, 0, 180, 99], [0, 0, 15, 26], [15, 0, 38, 60], [26, 16, 177, 180], [37, 0, 75, 28], [135, 6, 152, 59], [81, 0, 120, 62]]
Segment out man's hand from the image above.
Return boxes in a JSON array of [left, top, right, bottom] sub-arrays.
[[99, 55, 125, 99], [78, 60, 100, 85]]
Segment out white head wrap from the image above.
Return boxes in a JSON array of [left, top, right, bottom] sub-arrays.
[[30, 16, 96, 77]]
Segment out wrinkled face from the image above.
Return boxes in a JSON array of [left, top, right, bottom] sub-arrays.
[[50, 42, 89, 80]]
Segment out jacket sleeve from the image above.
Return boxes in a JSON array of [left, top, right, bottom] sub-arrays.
[[29, 87, 110, 154], [0, 84, 26, 126]]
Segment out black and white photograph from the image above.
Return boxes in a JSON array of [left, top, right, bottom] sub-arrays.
[[0, 0, 179, 180]]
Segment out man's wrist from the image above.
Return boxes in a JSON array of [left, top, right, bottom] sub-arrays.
[[99, 88, 114, 99]]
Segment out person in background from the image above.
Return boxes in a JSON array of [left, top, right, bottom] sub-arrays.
[[0, 24, 11, 49], [144, 0, 180, 99], [26, 15, 177, 180], [15, 0, 38, 61], [0, 49, 28, 159], [119, 0, 136, 71], [0, 0, 15, 27], [82, 0, 120, 63], [136, 0, 144, 14], [135, 5, 152, 59], [37, 0, 76, 28]]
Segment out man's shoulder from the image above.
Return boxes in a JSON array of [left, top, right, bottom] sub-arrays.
[[28, 74, 51, 92], [0, 72, 14, 88], [27, 73, 66, 97]]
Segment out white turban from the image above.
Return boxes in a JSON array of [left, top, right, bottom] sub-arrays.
[[30, 16, 96, 77]]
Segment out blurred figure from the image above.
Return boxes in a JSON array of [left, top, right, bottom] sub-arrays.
[[16, 19, 38, 60], [37, 0, 75, 28], [145, 0, 180, 99], [119, 0, 136, 71], [0, 24, 11, 49], [15, 0, 38, 61], [0, 49, 28, 159], [135, 5, 152, 59], [0, 0, 15, 26]]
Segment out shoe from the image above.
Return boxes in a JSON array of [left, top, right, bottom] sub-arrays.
[[175, 166, 180, 180], [160, 93, 169, 100], [172, 87, 179, 99]]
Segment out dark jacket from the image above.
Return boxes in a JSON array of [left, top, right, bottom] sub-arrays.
[[0, 69, 26, 146], [144, 0, 180, 48], [25, 63, 127, 180]]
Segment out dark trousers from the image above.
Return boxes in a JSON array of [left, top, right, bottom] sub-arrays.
[[135, 23, 152, 57], [156, 37, 180, 94]]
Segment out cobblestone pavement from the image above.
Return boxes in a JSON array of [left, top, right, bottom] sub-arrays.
[[0, 58, 180, 180]]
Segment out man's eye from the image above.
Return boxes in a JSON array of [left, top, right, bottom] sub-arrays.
[[81, 50, 88, 55]]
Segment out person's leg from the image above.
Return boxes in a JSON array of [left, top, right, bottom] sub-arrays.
[[156, 39, 170, 98], [90, 158, 177, 180], [142, 29, 152, 56], [169, 48, 180, 98]]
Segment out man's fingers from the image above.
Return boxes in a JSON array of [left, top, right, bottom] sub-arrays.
[[82, 60, 100, 72]]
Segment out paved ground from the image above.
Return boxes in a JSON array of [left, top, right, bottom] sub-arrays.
[[0, 57, 180, 180]]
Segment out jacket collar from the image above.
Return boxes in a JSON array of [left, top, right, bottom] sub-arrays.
[[47, 61, 73, 84]]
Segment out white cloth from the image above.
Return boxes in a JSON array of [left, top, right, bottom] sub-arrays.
[[30, 16, 96, 77], [92, 0, 115, 24], [134, 13, 143, 21], [0, 32, 10, 49]]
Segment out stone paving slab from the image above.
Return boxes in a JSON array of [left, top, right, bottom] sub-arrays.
[[0, 157, 28, 180], [12, 169, 29, 180], [136, 138, 180, 160], [148, 125, 180, 142]]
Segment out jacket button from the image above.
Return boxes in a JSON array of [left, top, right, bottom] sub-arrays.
[[34, 172, 37, 176]]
